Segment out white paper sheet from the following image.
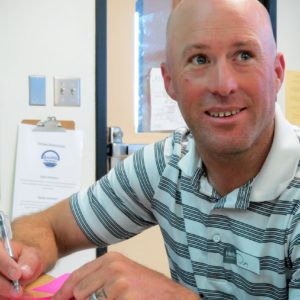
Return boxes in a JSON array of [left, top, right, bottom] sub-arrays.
[[12, 123, 83, 219], [150, 68, 186, 131]]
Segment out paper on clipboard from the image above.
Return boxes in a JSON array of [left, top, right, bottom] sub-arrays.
[[12, 123, 83, 219]]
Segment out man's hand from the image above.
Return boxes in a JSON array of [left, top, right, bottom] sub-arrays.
[[0, 241, 43, 299], [54, 251, 200, 300], [0, 198, 97, 299]]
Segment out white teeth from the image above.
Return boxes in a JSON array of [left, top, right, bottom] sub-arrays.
[[209, 109, 241, 118]]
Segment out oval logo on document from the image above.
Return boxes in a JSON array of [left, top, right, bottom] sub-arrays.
[[41, 150, 60, 168]]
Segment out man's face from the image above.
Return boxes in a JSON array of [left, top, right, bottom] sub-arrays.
[[162, 0, 284, 157]]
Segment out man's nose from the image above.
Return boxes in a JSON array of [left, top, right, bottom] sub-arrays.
[[207, 61, 238, 97]]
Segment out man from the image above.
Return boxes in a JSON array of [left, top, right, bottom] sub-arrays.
[[0, 0, 297, 299]]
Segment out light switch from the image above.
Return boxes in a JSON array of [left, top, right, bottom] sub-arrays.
[[29, 76, 46, 106], [54, 77, 80, 107]]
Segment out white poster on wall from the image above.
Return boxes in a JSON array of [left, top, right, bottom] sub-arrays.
[[12, 123, 83, 219], [150, 68, 187, 131]]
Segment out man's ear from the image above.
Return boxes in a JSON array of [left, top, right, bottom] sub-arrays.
[[274, 53, 285, 93], [161, 62, 177, 100]]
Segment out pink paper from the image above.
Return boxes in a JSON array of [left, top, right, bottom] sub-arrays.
[[32, 273, 70, 294], [27, 296, 52, 300], [22, 273, 70, 299]]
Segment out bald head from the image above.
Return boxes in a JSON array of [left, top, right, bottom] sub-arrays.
[[165, 0, 276, 65]]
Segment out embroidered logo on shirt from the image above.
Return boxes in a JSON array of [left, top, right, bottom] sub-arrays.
[[223, 245, 237, 264]]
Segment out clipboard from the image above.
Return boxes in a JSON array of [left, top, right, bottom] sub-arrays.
[[12, 117, 82, 219], [22, 116, 75, 131]]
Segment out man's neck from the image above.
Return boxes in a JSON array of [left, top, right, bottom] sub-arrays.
[[198, 133, 274, 197]]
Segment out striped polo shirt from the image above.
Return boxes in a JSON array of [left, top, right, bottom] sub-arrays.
[[71, 105, 300, 299]]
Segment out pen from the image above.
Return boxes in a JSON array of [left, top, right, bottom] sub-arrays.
[[0, 211, 20, 293]]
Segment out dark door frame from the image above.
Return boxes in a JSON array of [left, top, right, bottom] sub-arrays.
[[260, 0, 277, 40], [95, 0, 107, 183], [95, 0, 108, 257]]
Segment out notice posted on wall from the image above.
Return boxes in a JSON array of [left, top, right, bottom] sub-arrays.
[[149, 68, 186, 131], [12, 123, 83, 219]]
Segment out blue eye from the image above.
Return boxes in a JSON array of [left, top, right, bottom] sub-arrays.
[[191, 55, 209, 65], [238, 51, 253, 61]]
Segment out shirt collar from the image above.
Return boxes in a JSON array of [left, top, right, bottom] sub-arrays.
[[250, 104, 300, 201], [177, 134, 201, 177]]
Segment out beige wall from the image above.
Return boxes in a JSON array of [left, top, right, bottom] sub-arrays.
[[107, 0, 170, 276]]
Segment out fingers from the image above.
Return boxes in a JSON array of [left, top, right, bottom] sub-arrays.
[[55, 251, 201, 300], [0, 245, 23, 298], [0, 243, 43, 299], [55, 252, 143, 300], [54, 257, 107, 300], [73, 275, 107, 300], [17, 246, 44, 285], [0, 247, 22, 282], [0, 275, 23, 299]]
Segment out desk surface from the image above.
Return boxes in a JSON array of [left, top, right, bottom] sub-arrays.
[[25, 274, 54, 297]]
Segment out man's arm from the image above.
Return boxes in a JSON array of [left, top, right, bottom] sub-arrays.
[[12, 197, 93, 270]]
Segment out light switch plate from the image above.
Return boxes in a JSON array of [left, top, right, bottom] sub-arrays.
[[54, 77, 80, 106], [29, 76, 46, 106]]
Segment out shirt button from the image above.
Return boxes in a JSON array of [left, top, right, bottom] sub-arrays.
[[213, 234, 221, 243]]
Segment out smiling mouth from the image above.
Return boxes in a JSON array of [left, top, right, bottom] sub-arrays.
[[207, 109, 243, 118]]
